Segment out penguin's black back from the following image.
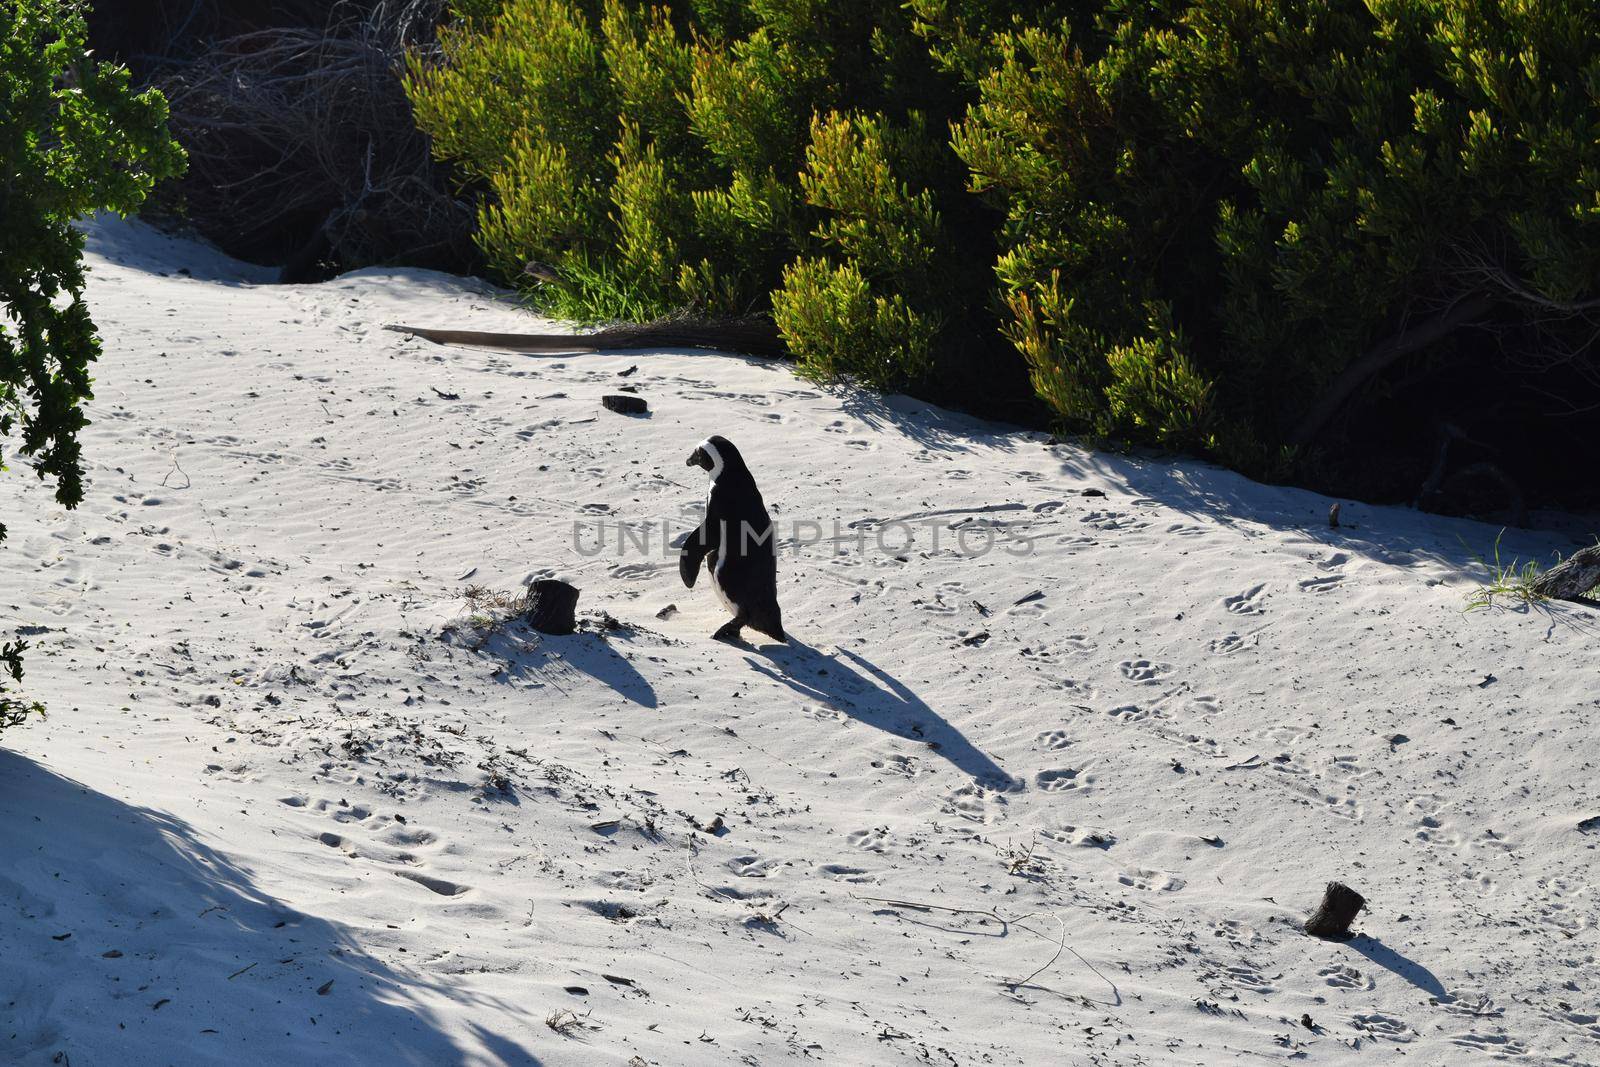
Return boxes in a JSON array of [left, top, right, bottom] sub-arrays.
[[703, 439, 784, 640]]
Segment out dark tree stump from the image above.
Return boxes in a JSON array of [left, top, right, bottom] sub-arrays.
[[1304, 882, 1366, 940], [602, 394, 648, 415], [1533, 544, 1600, 603], [524, 580, 579, 635]]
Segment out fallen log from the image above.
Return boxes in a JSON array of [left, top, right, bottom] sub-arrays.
[[1533, 544, 1600, 603], [385, 314, 787, 359]]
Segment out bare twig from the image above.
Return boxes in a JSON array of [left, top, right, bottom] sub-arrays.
[[151, 4, 473, 275]]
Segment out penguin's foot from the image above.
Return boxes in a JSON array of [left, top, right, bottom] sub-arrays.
[[712, 619, 746, 644]]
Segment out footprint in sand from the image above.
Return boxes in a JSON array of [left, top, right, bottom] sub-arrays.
[[815, 863, 875, 884], [846, 827, 893, 853], [941, 783, 1009, 824], [1081, 510, 1149, 532], [395, 870, 470, 897], [1034, 729, 1074, 751], [1209, 633, 1256, 656], [1119, 659, 1174, 684], [1319, 963, 1375, 991], [1039, 824, 1115, 849], [801, 704, 846, 723], [1353, 1013, 1415, 1043], [1051, 678, 1096, 699], [1107, 704, 1156, 723], [1450, 1031, 1527, 1055], [1118, 867, 1186, 891], [1298, 574, 1344, 593], [725, 855, 780, 879], [870, 753, 924, 778], [1224, 584, 1267, 615], [1057, 634, 1096, 655], [1035, 767, 1086, 792], [1218, 964, 1275, 994]]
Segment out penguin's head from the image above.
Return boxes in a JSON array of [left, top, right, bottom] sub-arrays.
[[687, 435, 736, 480]]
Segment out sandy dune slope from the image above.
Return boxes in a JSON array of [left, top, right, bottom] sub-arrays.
[[2, 217, 1597, 1065]]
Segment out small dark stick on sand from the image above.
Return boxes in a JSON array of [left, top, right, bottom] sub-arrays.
[[524, 580, 580, 635], [1328, 502, 1342, 528], [1304, 882, 1365, 939]]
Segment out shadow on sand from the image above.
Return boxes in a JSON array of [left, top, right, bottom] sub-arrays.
[[745, 639, 1013, 787], [1346, 934, 1450, 1000], [479, 627, 659, 709], [0, 750, 541, 1065]]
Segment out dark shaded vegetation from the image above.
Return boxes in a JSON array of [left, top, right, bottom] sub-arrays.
[[88, 1, 477, 278]]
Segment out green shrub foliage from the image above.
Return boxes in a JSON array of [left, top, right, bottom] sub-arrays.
[[0, 0, 186, 730], [408, 0, 968, 389], [410, 0, 1600, 489], [956, 1, 1600, 469]]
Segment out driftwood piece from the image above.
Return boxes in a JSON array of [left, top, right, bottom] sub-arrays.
[[601, 394, 649, 415], [1533, 544, 1600, 602], [384, 313, 786, 358], [524, 580, 579, 635], [1304, 882, 1366, 940]]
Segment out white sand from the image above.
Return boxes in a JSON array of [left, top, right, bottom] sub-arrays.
[[2, 217, 1597, 1065]]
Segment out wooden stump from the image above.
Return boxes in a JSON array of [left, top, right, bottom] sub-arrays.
[[1304, 882, 1365, 940], [602, 394, 649, 415], [524, 580, 579, 635], [1533, 544, 1600, 603]]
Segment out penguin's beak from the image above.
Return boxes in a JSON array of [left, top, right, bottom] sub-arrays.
[[687, 446, 711, 470]]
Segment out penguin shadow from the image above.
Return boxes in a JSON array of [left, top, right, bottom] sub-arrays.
[[745, 641, 1015, 787], [479, 627, 659, 709]]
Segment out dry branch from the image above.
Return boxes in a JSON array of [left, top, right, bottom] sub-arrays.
[[152, 3, 473, 276], [1533, 544, 1600, 603]]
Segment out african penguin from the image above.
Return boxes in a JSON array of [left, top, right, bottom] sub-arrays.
[[681, 436, 786, 644]]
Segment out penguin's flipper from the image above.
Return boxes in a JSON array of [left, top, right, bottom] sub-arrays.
[[679, 517, 719, 588], [679, 543, 704, 588]]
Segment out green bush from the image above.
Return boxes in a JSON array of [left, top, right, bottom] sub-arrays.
[[409, 0, 1600, 498], [956, 1, 1600, 469], [407, 0, 965, 389], [0, 0, 186, 732]]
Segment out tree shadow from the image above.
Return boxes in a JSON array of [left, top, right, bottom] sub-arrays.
[[1346, 934, 1449, 1000], [0, 750, 541, 1065], [1064, 445, 1595, 576], [744, 640, 1014, 787], [827, 386, 1020, 456], [479, 626, 659, 709]]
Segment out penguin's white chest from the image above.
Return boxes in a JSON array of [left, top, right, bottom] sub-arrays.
[[709, 552, 739, 614]]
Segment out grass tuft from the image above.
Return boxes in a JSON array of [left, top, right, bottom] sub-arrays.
[[532, 252, 666, 326], [1464, 530, 1548, 611]]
